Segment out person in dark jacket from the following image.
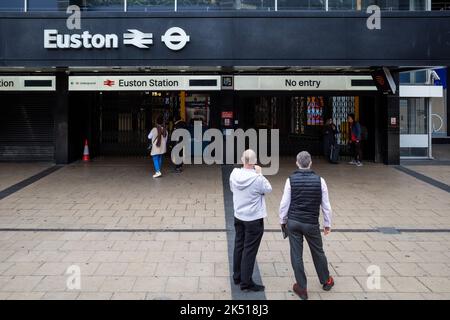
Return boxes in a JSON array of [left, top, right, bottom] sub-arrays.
[[347, 113, 363, 166], [171, 114, 187, 173], [279, 151, 334, 300], [322, 119, 338, 164]]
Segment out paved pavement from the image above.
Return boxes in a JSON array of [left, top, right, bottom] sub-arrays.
[[0, 158, 224, 230], [403, 165, 450, 186], [0, 157, 449, 300], [0, 163, 52, 191], [265, 160, 450, 230]]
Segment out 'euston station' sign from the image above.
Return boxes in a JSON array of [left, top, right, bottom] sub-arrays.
[[68, 75, 376, 92], [68, 75, 221, 91]]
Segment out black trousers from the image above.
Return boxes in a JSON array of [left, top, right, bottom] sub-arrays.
[[170, 146, 183, 170], [233, 217, 264, 287], [175, 162, 183, 170], [350, 141, 362, 162], [287, 219, 330, 290]]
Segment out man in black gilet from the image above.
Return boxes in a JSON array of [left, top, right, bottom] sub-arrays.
[[279, 151, 334, 300]]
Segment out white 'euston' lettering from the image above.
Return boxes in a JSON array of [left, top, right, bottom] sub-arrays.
[[44, 29, 119, 49]]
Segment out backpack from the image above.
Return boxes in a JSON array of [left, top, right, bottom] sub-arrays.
[[360, 125, 368, 141]]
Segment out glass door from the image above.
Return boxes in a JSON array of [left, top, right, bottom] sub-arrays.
[[400, 98, 431, 158]]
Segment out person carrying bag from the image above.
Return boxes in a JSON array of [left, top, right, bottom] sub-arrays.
[[148, 115, 168, 178]]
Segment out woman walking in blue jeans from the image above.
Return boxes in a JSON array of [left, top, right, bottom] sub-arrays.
[[148, 115, 168, 178]]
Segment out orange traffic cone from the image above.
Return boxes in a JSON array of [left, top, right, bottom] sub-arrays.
[[82, 139, 90, 162]]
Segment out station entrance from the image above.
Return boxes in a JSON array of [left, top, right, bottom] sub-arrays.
[[98, 91, 176, 156], [69, 90, 380, 162], [236, 93, 379, 161], [70, 90, 214, 158], [65, 73, 386, 164]]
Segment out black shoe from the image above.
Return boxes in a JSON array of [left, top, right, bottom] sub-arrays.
[[233, 278, 240, 285], [322, 276, 334, 291], [293, 283, 308, 300], [240, 283, 265, 292]]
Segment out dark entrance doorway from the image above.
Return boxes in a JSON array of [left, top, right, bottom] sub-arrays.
[[236, 93, 378, 161], [69, 90, 215, 160], [0, 92, 55, 161], [98, 92, 177, 156]]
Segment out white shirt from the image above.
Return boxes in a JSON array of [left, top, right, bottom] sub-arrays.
[[147, 127, 167, 156], [279, 175, 332, 227]]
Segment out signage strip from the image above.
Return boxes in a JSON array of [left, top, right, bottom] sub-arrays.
[[69, 75, 221, 91], [0, 76, 56, 91], [234, 75, 377, 91]]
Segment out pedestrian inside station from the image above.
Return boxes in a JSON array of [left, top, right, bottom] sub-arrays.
[[71, 91, 374, 158]]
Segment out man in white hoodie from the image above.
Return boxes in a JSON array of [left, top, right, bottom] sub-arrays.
[[230, 149, 272, 292]]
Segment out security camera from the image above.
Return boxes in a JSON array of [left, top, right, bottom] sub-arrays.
[[429, 70, 441, 83]]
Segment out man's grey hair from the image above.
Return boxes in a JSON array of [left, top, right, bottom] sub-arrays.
[[296, 151, 312, 169], [242, 149, 257, 165]]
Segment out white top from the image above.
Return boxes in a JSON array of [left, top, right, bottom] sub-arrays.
[[148, 127, 168, 156], [229, 168, 272, 222], [279, 176, 332, 227]]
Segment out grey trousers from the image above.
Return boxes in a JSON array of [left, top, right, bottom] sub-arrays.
[[287, 219, 330, 290]]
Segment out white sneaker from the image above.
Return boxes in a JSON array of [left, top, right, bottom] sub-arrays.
[[356, 161, 363, 167], [348, 160, 357, 165], [153, 171, 162, 178]]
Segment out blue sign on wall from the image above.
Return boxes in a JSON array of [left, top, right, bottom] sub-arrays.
[[434, 68, 447, 89]]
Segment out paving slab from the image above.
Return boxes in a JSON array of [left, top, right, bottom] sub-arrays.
[[0, 158, 449, 299], [0, 163, 53, 192]]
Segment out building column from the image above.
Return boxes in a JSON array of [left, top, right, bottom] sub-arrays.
[[373, 95, 383, 163], [384, 70, 400, 165], [54, 70, 69, 164], [211, 91, 235, 164]]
